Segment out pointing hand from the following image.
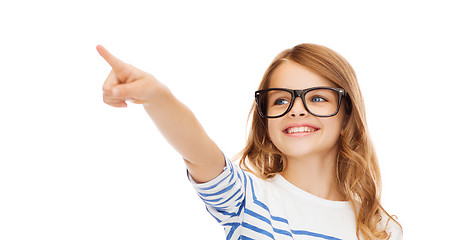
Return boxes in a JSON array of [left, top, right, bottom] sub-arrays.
[[97, 45, 160, 108]]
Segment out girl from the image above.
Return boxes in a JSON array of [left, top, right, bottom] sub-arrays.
[[97, 43, 402, 239]]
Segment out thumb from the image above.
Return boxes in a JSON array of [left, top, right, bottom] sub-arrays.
[[111, 80, 146, 102]]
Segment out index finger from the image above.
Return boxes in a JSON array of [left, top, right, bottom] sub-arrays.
[[96, 44, 126, 70]]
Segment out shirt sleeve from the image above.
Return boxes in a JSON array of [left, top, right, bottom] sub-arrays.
[[187, 155, 247, 225]]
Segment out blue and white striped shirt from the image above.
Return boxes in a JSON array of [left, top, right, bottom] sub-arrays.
[[188, 156, 402, 240]]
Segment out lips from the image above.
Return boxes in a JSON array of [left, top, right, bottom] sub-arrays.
[[283, 123, 320, 135]]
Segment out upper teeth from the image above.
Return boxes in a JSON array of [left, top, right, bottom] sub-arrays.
[[287, 127, 316, 134]]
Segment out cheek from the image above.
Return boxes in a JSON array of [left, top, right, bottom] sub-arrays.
[[267, 120, 277, 141], [267, 119, 286, 146], [321, 117, 344, 139]]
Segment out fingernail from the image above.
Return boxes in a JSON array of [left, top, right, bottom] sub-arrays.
[[112, 88, 119, 97]]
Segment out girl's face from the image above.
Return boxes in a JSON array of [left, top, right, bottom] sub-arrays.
[[267, 60, 346, 161]]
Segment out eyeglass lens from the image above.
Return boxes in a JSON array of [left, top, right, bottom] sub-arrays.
[[259, 89, 340, 117]]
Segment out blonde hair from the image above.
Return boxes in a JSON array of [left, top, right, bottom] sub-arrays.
[[237, 43, 402, 239]]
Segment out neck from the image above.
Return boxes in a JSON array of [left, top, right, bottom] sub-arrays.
[[280, 148, 345, 201]]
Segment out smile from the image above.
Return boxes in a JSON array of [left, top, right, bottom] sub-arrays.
[[281, 122, 321, 137], [285, 126, 318, 134]]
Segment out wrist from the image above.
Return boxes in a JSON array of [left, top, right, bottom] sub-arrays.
[[142, 81, 171, 107]]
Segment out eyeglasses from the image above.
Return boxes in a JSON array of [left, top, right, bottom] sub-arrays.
[[255, 87, 347, 118]]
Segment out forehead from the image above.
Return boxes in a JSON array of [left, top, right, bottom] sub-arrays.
[[268, 60, 337, 89]]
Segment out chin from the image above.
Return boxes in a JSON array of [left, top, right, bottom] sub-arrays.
[[275, 140, 339, 160], [275, 143, 318, 159], [284, 150, 319, 160]]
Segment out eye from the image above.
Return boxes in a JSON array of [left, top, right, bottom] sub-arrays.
[[311, 96, 327, 102], [274, 98, 290, 105]]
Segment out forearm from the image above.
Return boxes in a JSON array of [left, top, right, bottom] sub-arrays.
[[142, 85, 224, 181]]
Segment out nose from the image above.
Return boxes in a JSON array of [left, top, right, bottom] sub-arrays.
[[289, 97, 308, 117]]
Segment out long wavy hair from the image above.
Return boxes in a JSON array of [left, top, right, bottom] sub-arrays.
[[236, 43, 402, 239]]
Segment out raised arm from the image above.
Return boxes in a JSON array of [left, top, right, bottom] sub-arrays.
[[97, 45, 225, 183]]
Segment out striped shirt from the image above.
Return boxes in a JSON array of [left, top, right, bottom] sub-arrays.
[[188, 156, 402, 240]]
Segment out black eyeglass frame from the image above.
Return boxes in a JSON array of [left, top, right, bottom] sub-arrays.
[[255, 87, 347, 118]]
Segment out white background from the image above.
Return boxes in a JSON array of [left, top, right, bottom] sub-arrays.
[[1, 0, 450, 239]]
